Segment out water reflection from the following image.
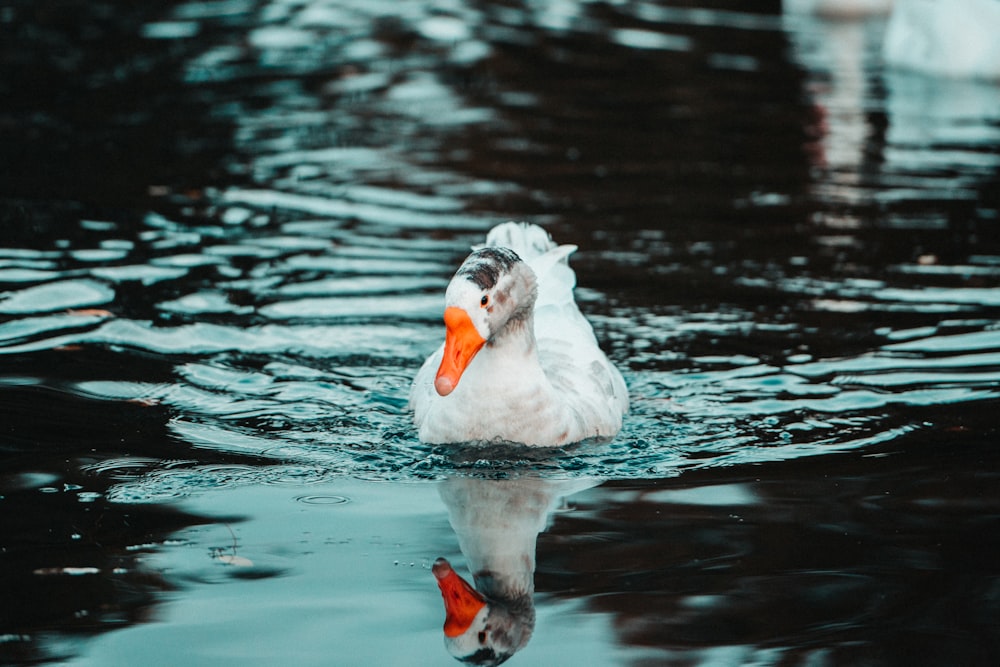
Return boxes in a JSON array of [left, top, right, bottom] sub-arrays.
[[788, 3, 1000, 200], [782, 3, 888, 210], [539, 441, 1000, 666], [433, 476, 596, 664]]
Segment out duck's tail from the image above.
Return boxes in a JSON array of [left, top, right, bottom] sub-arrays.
[[480, 222, 557, 261]]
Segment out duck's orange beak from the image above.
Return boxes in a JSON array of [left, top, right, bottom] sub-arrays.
[[433, 557, 487, 637], [434, 307, 486, 396]]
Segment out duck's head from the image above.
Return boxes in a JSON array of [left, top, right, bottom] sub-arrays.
[[434, 247, 537, 396], [433, 557, 534, 666]]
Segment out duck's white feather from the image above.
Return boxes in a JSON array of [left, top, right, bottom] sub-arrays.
[[410, 222, 628, 446]]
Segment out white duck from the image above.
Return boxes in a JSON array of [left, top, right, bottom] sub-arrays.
[[410, 222, 628, 446]]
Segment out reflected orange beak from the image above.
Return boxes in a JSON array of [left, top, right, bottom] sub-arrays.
[[433, 557, 486, 637], [434, 306, 486, 396]]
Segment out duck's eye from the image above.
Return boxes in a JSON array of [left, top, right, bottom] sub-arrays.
[[478, 631, 487, 643], [480, 294, 489, 307]]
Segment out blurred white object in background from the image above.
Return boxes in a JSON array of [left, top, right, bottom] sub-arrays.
[[883, 0, 1000, 80], [784, 0, 894, 19]]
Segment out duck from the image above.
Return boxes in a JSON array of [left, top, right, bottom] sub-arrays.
[[432, 477, 598, 665], [882, 0, 1000, 80], [409, 222, 628, 447]]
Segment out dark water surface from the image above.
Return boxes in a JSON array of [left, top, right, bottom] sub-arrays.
[[2, 1, 999, 665]]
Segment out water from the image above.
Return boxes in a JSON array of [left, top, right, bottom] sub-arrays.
[[1, 1, 999, 665]]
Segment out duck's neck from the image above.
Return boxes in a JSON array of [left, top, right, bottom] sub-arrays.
[[465, 310, 550, 401], [467, 538, 536, 602], [488, 309, 537, 357]]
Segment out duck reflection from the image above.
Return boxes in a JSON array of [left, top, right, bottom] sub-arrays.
[[432, 476, 597, 665]]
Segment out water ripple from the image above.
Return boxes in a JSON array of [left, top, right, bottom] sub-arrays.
[[0, 280, 114, 314], [294, 494, 350, 506]]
